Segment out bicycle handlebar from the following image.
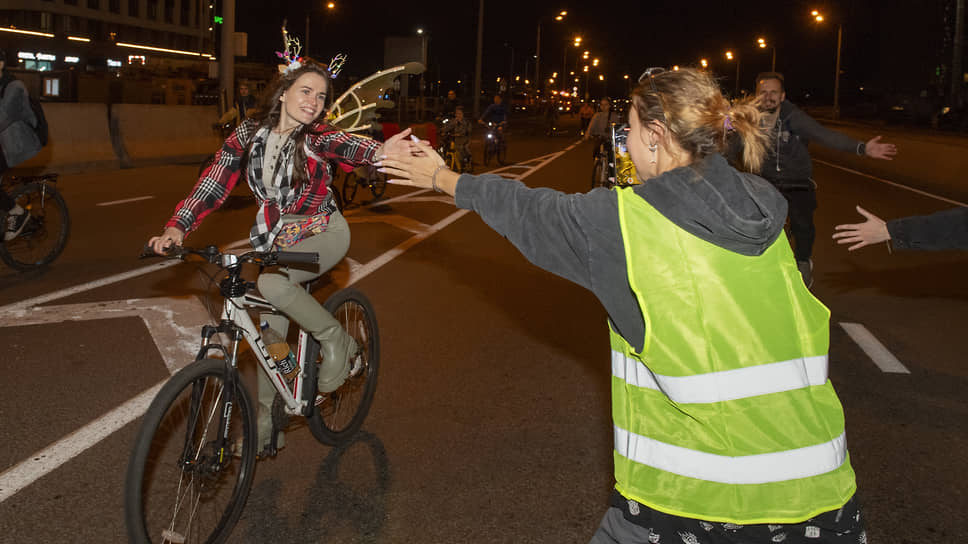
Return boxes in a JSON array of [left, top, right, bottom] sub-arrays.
[[140, 244, 319, 267]]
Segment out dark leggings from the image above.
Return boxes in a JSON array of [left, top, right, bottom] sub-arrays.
[[781, 186, 818, 262]]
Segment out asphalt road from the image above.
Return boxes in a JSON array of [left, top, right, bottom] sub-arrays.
[[0, 116, 965, 543]]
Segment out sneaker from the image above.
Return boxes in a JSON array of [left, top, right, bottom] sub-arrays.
[[4, 211, 28, 241], [797, 259, 814, 288]]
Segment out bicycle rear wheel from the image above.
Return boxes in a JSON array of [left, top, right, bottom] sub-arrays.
[[368, 170, 387, 199], [341, 171, 360, 205], [125, 359, 257, 544], [308, 288, 380, 446], [0, 182, 70, 271]]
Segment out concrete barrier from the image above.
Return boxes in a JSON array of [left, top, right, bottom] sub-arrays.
[[17, 103, 119, 174], [112, 104, 222, 167]]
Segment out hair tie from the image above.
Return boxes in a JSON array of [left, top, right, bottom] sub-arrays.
[[723, 113, 734, 132]]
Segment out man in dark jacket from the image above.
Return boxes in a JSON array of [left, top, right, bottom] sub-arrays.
[[752, 72, 896, 286], [0, 49, 43, 240]]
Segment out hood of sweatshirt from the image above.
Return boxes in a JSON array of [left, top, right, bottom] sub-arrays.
[[635, 153, 788, 256]]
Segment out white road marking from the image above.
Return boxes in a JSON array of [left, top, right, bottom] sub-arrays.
[[96, 196, 156, 207], [0, 297, 212, 503], [839, 322, 911, 374], [0, 260, 181, 312], [814, 159, 968, 207], [0, 381, 165, 503], [0, 144, 571, 503]]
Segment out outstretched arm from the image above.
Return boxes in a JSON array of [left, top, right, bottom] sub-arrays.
[[832, 206, 890, 251]]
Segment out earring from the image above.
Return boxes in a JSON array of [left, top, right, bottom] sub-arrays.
[[649, 143, 658, 164]]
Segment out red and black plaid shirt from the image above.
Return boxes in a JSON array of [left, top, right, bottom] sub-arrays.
[[167, 118, 380, 250]]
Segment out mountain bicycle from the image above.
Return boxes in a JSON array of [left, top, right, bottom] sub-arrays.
[[341, 164, 387, 206], [125, 244, 380, 544], [0, 173, 70, 271]]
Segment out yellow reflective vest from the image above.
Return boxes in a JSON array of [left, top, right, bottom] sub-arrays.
[[611, 187, 856, 524]]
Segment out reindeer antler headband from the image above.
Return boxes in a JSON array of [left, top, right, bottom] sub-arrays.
[[276, 22, 347, 78]]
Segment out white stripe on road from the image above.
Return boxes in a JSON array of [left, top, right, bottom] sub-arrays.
[[839, 322, 911, 374], [0, 145, 572, 503], [96, 196, 156, 206], [0, 381, 165, 503], [0, 297, 211, 504], [814, 159, 968, 207], [0, 260, 182, 312]]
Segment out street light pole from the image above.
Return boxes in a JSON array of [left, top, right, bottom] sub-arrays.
[[535, 21, 541, 91], [833, 23, 842, 120], [473, 0, 484, 119]]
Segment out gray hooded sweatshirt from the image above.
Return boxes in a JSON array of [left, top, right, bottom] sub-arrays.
[[454, 153, 788, 351]]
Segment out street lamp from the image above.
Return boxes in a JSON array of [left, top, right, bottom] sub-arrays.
[[535, 10, 568, 92], [700, 58, 708, 69], [757, 37, 776, 72], [725, 50, 740, 97], [305, 1, 336, 56], [812, 9, 843, 120]]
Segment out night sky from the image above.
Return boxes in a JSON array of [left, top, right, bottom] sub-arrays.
[[235, 0, 952, 103]]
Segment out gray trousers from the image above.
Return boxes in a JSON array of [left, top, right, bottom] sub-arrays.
[[255, 210, 350, 446]]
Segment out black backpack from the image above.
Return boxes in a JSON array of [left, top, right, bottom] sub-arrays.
[[0, 78, 48, 147]]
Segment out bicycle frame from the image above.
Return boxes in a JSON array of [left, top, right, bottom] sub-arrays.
[[196, 252, 317, 419]]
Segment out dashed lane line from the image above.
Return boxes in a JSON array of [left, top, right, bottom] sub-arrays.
[[0, 144, 572, 504], [96, 196, 156, 206], [839, 322, 911, 374]]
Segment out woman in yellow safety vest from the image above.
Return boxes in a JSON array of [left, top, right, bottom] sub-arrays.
[[378, 67, 865, 544]]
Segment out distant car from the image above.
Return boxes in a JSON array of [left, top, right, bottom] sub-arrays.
[[511, 92, 529, 112], [879, 92, 939, 126]]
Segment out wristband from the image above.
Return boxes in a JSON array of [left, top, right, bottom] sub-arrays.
[[431, 164, 448, 193], [857, 142, 866, 156]]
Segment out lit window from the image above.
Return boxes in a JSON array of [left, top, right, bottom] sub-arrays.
[[44, 78, 60, 97]]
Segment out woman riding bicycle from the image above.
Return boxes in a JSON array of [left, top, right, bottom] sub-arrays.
[[378, 67, 866, 543], [147, 57, 412, 455]]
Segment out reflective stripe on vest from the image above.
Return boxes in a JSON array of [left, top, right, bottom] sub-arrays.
[[612, 350, 829, 404], [614, 426, 847, 485]]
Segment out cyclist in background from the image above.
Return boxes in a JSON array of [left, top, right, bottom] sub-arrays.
[[437, 89, 461, 121], [146, 57, 413, 456], [479, 94, 508, 127], [217, 82, 257, 127], [584, 97, 620, 142], [0, 49, 44, 241], [440, 105, 472, 166]]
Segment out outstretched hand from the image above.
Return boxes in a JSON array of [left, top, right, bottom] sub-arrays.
[[865, 136, 897, 160], [376, 127, 414, 159], [832, 205, 890, 251], [378, 136, 459, 195]]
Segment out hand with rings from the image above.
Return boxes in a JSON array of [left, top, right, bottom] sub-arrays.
[[147, 227, 185, 255]]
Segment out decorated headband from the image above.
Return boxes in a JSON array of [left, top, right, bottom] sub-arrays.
[[276, 23, 347, 78]]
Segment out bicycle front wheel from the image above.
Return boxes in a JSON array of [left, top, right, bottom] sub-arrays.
[[0, 182, 70, 271], [125, 359, 257, 544], [308, 288, 380, 446], [591, 158, 606, 189]]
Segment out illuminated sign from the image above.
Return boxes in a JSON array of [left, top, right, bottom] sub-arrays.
[[65, 56, 80, 63], [127, 55, 146, 64], [18, 52, 56, 61], [107, 59, 122, 67], [213, 15, 223, 24]]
